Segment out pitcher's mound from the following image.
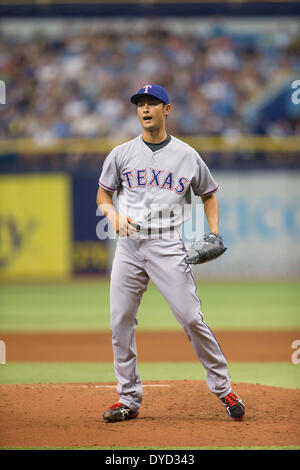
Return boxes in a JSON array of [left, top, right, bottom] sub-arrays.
[[0, 381, 299, 448]]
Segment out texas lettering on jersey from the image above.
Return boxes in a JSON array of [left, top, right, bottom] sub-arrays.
[[122, 168, 189, 194], [98, 135, 219, 232]]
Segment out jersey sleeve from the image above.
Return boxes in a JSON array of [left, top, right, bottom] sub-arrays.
[[191, 151, 220, 196], [98, 147, 121, 192]]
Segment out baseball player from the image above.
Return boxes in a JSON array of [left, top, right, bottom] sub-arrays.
[[97, 84, 245, 423]]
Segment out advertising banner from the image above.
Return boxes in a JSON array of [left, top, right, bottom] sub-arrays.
[[72, 174, 109, 275], [0, 174, 72, 280], [190, 171, 300, 278]]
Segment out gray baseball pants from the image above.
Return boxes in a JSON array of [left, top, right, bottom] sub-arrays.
[[109, 232, 231, 412]]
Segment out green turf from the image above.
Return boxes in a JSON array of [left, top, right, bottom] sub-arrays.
[[0, 280, 299, 332], [0, 362, 299, 389]]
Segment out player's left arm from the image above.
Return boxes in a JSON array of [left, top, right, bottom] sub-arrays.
[[201, 193, 219, 234], [185, 192, 226, 265]]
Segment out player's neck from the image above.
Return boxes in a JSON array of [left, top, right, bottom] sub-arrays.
[[142, 128, 168, 144]]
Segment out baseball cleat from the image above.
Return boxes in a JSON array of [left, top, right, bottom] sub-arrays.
[[221, 392, 245, 421], [103, 402, 139, 423]]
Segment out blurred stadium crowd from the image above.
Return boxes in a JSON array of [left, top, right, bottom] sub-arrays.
[[1, 20, 299, 139], [0, 20, 299, 170]]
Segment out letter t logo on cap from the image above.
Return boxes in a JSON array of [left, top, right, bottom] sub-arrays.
[[143, 85, 152, 94]]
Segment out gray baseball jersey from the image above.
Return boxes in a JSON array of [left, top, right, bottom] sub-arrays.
[[99, 134, 219, 235], [98, 134, 231, 412]]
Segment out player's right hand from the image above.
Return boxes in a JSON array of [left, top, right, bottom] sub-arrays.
[[114, 214, 139, 237]]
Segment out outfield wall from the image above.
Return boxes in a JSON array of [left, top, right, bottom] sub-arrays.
[[0, 170, 299, 280], [190, 171, 300, 278], [0, 174, 73, 281]]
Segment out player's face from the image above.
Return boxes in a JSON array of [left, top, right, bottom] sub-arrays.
[[136, 96, 170, 131]]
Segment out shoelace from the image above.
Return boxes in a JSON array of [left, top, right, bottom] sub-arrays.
[[224, 393, 239, 407]]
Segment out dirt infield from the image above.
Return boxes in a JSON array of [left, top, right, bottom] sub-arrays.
[[1, 381, 299, 448], [2, 330, 299, 362], [1, 330, 299, 448]]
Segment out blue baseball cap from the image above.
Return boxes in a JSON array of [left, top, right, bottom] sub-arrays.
[[130, 84, 170, 105]]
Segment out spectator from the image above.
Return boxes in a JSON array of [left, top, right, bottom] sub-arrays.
[[0, 21, 299, 142]]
